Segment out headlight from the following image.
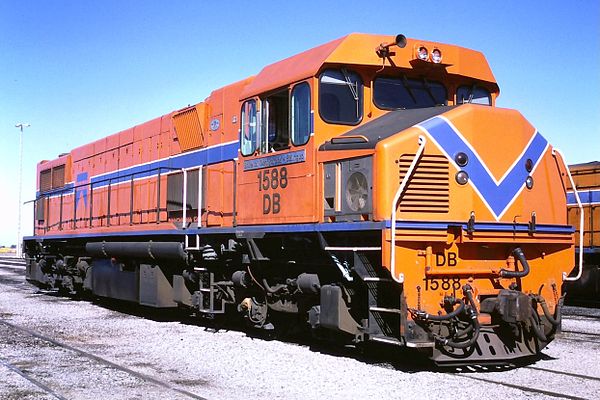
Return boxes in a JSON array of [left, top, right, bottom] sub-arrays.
[[417, 46, 429, 61], [456, 171, 469, 185], [525, 176, 534, 189], [455, 152, 468, 167], [432, 48, 442, 63], [345, 172, 369, 211]]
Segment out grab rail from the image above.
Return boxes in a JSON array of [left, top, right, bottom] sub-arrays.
[[33, 166, 180, 233], [390, 135, 426, 283], [552, 148, 584, 282]]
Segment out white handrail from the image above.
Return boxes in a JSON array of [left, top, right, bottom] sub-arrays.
[[390, 135, 426, 283], [552, 148, 584, 281], [182, 168, 188, 229], [197, 167, 203, 228]]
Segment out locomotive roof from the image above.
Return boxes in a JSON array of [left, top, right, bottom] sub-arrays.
[[240, 33, 498, 99]]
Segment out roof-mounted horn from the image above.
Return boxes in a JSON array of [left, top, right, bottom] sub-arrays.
[[376, 34, 407, 57]]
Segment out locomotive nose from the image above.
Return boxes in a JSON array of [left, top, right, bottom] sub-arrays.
[[373, 103, 563, 226]]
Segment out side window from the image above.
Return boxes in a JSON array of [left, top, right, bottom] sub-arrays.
[[319, 69, 363, 125], [457, 85, 491, 105], [240, 100, 258, 156], [291, 82, 311, 146], [261, 90, 289, 152]]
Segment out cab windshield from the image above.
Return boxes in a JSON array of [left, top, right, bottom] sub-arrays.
[[374, 77, 447, 110]]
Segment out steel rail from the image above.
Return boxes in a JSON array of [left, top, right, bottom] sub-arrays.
[[455, 373, 589, 400], [0, 319, 209, 400], [0, 357, 68, 400]]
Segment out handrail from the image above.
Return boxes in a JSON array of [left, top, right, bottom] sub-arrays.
[[552, 148, 584, 282], [32, 165, 181, 233], [390, 135, 426, 283], [182, 165, 203, 232]]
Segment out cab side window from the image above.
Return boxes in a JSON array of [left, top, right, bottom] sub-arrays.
[[319, 69, 363, 125], [457, 85, 491, 105], [291, 82, 311, 146], [261, 90, 289, 152], [241, 100, 258, 156]]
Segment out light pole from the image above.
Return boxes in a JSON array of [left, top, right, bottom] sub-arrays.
[[15, 123, 30, 258]]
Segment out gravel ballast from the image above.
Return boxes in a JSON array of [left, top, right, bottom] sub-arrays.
[[1, 266, 599, 399]]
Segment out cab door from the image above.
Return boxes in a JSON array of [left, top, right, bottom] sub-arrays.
[[236, 82, 315, 225]]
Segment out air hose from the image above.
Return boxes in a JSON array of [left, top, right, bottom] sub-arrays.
[[529, 311, 548, 342], [411, 297, 465, 321], [411, 285, 481, 349], [500, 247, 530, 278], [435, 307, 480, 348], [531, 294, 561, 327], [262, 278, 287, 294]]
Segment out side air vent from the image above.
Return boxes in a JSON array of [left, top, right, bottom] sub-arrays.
[[52, 165, 65, 188], [173, 105, 206, 152], [40, 169, 52, 192], [397, 154, 449, 213]]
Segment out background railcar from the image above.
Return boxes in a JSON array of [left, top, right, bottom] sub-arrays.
[[565, 162, 600, 306], [24, 33, 577, 366]]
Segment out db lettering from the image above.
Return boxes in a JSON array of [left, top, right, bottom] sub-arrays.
[[436, 252, 457, 267]]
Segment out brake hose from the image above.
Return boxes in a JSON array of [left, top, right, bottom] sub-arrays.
[[411, 297, 466, 321], [435, 308, 480, 349], [531, 294, 561, 327], [500, 247, 530, 278]]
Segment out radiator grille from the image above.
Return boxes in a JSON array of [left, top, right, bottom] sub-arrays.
[[398, 154, 449, 213], [173, 106, 204, 151]]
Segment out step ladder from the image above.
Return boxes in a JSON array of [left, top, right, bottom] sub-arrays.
[[352, 251, 403, 343], [192, 268, 226, 314]]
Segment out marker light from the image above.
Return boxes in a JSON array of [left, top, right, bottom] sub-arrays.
[[456, 171, 469, 185], [432, 48, 442, 63], [417, 46, 429, 61], [525, 158, 533, 172], [526, 176, 534, 189], [455, 152, 468, 167]]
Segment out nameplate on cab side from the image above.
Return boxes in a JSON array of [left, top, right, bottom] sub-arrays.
[[243, 150, 306, 171]]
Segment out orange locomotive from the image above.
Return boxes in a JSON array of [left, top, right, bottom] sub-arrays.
[[24, 33, 579, 365]]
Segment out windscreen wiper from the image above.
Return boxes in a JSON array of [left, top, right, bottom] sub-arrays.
[[422, 78, 439, 105], [402, 75, 417, 104], [342, 68, 360, 117]]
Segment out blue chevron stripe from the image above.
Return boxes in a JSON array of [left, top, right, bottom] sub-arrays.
[[417, 116, 549, 219]]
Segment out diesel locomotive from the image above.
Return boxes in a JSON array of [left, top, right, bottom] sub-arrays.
[[24, 33, 582, 365]]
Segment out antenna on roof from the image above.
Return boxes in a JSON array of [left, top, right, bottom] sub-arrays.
[[376, 34, 407, 58]]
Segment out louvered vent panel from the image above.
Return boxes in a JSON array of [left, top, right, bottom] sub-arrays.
[[398, 154, 449, 213], [173, 106, 204, 152], [40, 169, 52, 192], [52, 165, 65, 188]]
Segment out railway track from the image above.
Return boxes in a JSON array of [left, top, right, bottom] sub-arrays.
[[455, 372, 594, 400], [0, 357, 69, 400], [0, 318, 208, 400]]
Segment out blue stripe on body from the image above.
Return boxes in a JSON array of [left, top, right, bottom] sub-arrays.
[[567, 189, 600, 205], [90, 141, 239, 188], [24, 219, 574, 241], [418, 117, 548, 219]]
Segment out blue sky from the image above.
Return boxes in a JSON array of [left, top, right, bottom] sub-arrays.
[[1, 0, 598, 246]]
